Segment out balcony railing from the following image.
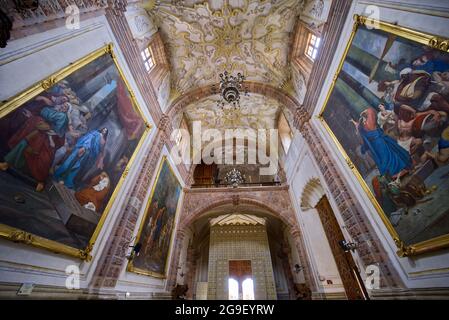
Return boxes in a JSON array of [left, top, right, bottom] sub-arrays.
[[191, 181, 282, 188]]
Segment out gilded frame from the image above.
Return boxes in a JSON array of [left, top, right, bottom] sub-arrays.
[[0, 44, 151, 260], [318, 15, 449, 257], [127, 156, 182, 278]]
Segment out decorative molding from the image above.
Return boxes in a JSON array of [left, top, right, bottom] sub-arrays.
[[90, 129, 166, 288], [357, 0, 449, 18], [167, 186, 316, 293], [89, 2, 188, 289], [0, 0, 108, 43], [150, 0, 302, 94], [106, 0, 128, 16], [0, 21, 105, 66], [104, 1, 163, 123], [293, 105, 310, 131], [369, 287, 449, 299], [167, 81, 301, 121], [209, 214, 266, 226], [301, 0, 353, 115], [184, 93, 283, 133], [0, 282, 172, 299], [300, 177, 325, 209]]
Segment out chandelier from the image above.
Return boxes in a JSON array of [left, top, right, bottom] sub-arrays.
[[212, 71, 248, 109], [225, 168, 245, 187]]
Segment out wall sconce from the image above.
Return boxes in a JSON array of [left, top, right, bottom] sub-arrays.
[[338, 240, 358, 252], [294, 264, 304, 273], [126, 242, 142, 261]]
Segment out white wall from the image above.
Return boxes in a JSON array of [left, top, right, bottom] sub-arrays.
[[285, 133, 345, 295], [286, 0, 449, 292], [0, 14, 182, 296]]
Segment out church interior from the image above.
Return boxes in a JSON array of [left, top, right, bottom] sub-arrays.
[[0, 0, 449, 300]]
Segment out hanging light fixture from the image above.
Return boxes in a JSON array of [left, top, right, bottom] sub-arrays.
[[225, 168, 245, 187], [212, 71, 248, 110]]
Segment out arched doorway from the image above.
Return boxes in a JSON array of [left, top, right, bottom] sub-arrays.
[[301, 178, 368, 300], [315, 196, 368, 300], [178, 203, 308, 300]]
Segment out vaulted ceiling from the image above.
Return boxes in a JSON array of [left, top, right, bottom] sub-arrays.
[[184, 93, 282, 131], [149, 0, 303, 96]]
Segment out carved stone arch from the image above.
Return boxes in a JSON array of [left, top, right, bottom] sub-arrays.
[[181, 195, 296, 231], [299, 178, 368, 299], [168, 188, 316, 292], [167, 81, 302, 119], [300, 177, 326, 210]]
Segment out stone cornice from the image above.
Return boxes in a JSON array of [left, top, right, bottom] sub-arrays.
[[184, 185, 289, 194], [167, 81, 301, 119]]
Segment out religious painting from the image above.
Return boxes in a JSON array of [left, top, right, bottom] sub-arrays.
[[0, 45, 149, 260], [128, 157, 182, 278], [320, 16, 449, 256]]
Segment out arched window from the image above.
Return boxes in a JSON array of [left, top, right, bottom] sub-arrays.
[[242, 278, 255, 300], [228, 278, 239, 300], [141, 47, 155, 72], [305, 33, 321, 61]]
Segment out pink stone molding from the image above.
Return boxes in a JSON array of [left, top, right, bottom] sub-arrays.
[[166, 186, 316, 292], [9, 0, 403, 295]]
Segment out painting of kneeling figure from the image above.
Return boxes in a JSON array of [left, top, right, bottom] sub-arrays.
[[128, 157, 182, 278], [0, 45, 148, 258], [320, 17, 449, 256]]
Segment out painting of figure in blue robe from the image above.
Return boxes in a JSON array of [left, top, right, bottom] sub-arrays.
[[54, 128, 108, 189], [321, 23, 449, 250], [0, 51, 146, 253]]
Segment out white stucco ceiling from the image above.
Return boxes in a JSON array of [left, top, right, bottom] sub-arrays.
[[184, 93, 282, 131], [149, 0, 303, 95]]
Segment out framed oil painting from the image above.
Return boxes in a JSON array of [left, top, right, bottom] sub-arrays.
[[128, 156, 182, 278], [319, 15, 449, 256], [0, 44, 150, 260]]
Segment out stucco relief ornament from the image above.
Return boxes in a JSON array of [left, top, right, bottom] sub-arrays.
[[293, 72, 306, 99], [134, 15, 149, 33], [153, 0, 299, 93], [309, 0, 324, 18], [9, 230, 33, 244], [41, 77, 57, 90], [232, 194, 240, 206], [297, 74, 304, 91]]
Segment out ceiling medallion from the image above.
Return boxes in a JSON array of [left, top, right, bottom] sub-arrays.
[[212, 71, 248, 110]]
